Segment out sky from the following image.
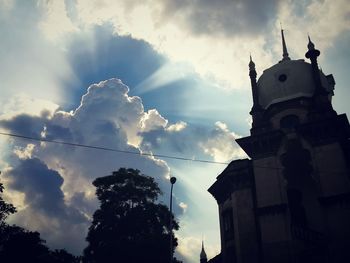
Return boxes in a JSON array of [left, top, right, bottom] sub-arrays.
[[0, 0, 350, 262]]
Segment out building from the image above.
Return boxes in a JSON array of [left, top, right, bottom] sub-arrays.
[[208, 31, 350, 263]]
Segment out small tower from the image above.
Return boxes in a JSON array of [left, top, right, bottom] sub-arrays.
[[200, 241, 208, 263]]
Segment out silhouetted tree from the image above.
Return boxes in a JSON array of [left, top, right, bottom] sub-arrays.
[[50, 249, 82, 263], [0, 176, 79, 263], [0, 174, 16, 225], [0, 225, 51, 262], [83, 168, 181, 263]]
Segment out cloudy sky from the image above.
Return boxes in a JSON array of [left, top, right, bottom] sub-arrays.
[[0, 0, 349, 262]]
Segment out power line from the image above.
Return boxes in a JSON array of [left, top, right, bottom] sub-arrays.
[[0, 131, 349, 175], [0, 132, 229, 165]]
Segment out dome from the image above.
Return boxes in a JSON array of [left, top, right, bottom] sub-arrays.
[[257, 59, 333, 109]]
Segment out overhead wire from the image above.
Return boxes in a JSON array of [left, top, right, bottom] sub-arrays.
[[0, 131, 229, 165], [0, 131, 349, 175]]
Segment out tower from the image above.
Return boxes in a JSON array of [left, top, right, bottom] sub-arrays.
[[200, 241, 208, 263], [208, 30, 350, 263]]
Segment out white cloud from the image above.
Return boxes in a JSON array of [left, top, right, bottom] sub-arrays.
[[167, 121, 187, 132], [0, 78, 245, 259], [0, 79, 174, 254], [179, 201, 188, 213], [273, 0, 350, 62], [200, 121, 247, 162], [140, 119, 247, 163], [13, 143, 36, 160], [0, 94, 59, 119], [140, 109, 168, 132], [38, 0, 78, 41]]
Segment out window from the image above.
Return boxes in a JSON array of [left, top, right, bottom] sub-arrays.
[[278, 73, 287, 82]]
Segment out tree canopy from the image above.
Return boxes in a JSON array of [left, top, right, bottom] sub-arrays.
[[83, 168, 181, 263]]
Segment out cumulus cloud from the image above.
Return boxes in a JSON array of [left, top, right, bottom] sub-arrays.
[[0, 79, 174, 254], [6, 158, 82, 219], [140, 118, 246, 162], [199, 121, 246, 162], [3, 157, 88, 253], [0, 77, 244, 258]]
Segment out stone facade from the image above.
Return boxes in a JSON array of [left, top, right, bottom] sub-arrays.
[[208, 32, 350, 263]]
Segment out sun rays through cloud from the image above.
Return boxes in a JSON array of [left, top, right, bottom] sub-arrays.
[[133, 62, 194, 94]]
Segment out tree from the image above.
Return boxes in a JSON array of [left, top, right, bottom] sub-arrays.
[[0, 174, 79, 263], [83, 168, 181, 263], [0, 173, 16, 226], [0, 225, 50, 262]]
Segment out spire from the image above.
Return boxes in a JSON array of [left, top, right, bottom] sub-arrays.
[[281, 29, 290, 61], [307, 34, 315, 51], [305, 34, 320, 59], [200, 241, 207, 261], [249, 53, 255, 70], [305, 34, 328, 100]]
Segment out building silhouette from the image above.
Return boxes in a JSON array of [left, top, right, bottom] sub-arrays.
[[208, 30, 350, 263]]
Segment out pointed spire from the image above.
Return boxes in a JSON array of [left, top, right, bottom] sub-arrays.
[[281, 28, 290, 61], [305, 34, 320, 59], [307, 34, 315, 50], [249, 53, 255, 70], [200, 241, 207, 260]]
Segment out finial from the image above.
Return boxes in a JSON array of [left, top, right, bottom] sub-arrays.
[[249, 53, 255, 70], [281, 28, 290, 61], [305, 33, 320, 59], [200, 240, 207, 260], [307, 34, 315, 50]]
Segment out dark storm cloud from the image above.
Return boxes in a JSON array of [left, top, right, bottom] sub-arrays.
[[160, 0, 280, 36], [8, 158, 62, 214], [7, 157, 86, 225], [0, 114, 45, 138], [45, 123, 73, 141], [0, 113, 73, 142]]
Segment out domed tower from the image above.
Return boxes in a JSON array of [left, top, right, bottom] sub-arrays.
[[209, 30, 350, 263]]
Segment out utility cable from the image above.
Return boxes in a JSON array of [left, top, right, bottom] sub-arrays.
[[0, 131, 349, 175], [0, 131, 229, 165]]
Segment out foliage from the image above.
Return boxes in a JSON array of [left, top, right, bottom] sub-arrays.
[[0, 225, 50, 262], [0, 177, 16, 224], [0, 176, 79, 263], [83, 168, 181, 263]]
